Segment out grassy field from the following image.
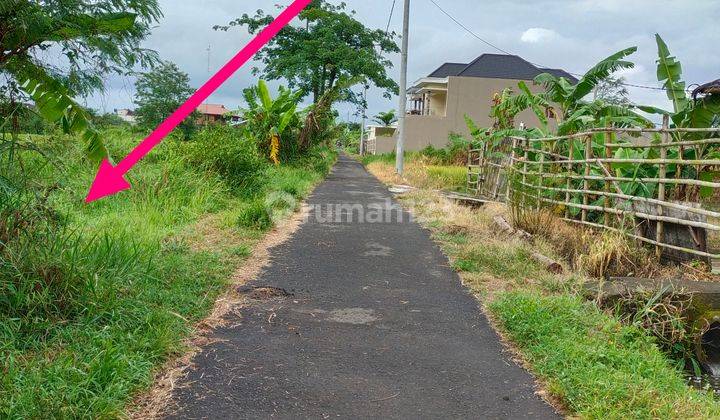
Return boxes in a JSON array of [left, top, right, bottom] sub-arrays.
[[0, 128, 335, 417], [362, 155, 719, 419], [361, 153, 467, 191]]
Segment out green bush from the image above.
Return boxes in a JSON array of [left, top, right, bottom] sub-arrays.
[[237, 199, 273, 231], [184, 125, 268, 196]]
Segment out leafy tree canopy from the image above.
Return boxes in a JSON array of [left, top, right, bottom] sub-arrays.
[[134, 62, 195, 137], [1, 0, 161, 159], [216, 0, 399, 105], [593, 76, 631, 107]]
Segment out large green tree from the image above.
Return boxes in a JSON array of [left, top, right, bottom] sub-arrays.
[[134, 62, 195, 137], [215, 0, 399, 105], [0, 0, 161, 159]]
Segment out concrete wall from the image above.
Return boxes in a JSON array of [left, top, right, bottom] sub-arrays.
[[429, 91, 447, 117], [395, 76, 551, 152], [374, 135, 397, 154]]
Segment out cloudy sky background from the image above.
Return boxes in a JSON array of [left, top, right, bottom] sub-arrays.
[[86, 0, 720, 124]]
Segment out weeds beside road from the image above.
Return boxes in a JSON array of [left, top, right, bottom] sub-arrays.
[[362, 154, 719, 419], [0, 127, 335, 418]]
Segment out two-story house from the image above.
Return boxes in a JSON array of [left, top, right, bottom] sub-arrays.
[[373, 54, 577, 154]]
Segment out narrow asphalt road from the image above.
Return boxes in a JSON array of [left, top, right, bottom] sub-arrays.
[[168, 155, 559, 419]]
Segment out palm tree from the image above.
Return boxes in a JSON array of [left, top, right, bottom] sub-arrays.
[[373, 110, 397, 126]]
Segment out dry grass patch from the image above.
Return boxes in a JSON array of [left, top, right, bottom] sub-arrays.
[[363, 157, 720, 418]]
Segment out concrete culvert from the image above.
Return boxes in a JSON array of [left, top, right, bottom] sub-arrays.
[[698, 320, 720, 375]]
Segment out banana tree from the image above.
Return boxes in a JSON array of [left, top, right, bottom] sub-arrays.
[[638, 34, 720, 201], [242, 80, 301, 164], [533, 47, 653, 135]]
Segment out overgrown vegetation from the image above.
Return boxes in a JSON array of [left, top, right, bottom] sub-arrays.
[[363, 153, 467, 191], [363, 149, 719, 418], [491, 292, 719, 418], [0, 126, 335, 417]]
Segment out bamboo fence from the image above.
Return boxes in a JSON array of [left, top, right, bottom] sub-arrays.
[[467, 120, 720, 271]]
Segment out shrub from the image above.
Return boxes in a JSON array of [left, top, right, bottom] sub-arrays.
[[184, 125, 267, 195], [237, 199, 273, 231]]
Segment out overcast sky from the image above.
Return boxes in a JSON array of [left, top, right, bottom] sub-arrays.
[[86, 0, 720, 123]]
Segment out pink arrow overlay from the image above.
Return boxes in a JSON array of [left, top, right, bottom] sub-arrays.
[[85, 0, 312, 203]]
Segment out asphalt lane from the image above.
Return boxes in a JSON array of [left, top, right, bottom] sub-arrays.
[[168, 154, 559, 419]]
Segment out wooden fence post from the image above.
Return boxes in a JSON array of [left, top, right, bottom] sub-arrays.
[[506, 137, 518, 203], [537, 141, 545, 210], [522, 138, 530, 208], [604, 128, 612, 227], [582, 135, 592, 222], [565, 139, 574, 219], [656, 115, 669, 258]]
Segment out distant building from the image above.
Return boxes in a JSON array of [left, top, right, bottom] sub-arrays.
[[197, 104, 241, 125], [373, 53, 577, 154], [365, 125, 397, 155], [114, 108, 136, 124]]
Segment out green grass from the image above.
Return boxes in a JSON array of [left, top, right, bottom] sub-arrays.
[[0, 128, 336, 417], [364, 155, 720, 419], [490, 292, 719, 419], [426, 165, 467, 191]]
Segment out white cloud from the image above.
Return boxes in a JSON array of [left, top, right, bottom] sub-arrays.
[[520, 28, 559, 44]]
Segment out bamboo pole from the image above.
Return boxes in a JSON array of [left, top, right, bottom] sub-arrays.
[[509, 168, 720, 189], [525, 193, 720, 231], [582, 135, 592, 222], [677, 144, 684, 199], [565, 138, 574, 219], [512, 181, 720, 219], [537, 141, 545, 210], [518, 157, 720, 166], [466, 145, 473, 195], [604, 128, 613, 227], [506, 137, 518, 203], [605, 138, 720, 149], [510, 127, 720, 144], [517, 178, 716, 221], [656, 115, 669, 257], [522, 139, 530, 207], [563, 218, 720, 259]]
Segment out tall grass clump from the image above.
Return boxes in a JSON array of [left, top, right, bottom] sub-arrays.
[[183, 125, 266, 197], [0, 126, 268, 417]]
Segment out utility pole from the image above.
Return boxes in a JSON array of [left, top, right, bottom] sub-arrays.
[[204, 45, 211, 105], [359, 84, 368, 155], [395, 0, 410, 174]]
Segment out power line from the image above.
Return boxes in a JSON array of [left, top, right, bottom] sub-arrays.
[[426, 0, 676, 93], [386, 0, 397, 34], [427, 0, 516, 57]]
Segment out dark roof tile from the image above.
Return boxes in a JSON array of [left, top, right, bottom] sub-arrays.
[[428, 62, 468, 78], [427, 54, 577, 84]]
